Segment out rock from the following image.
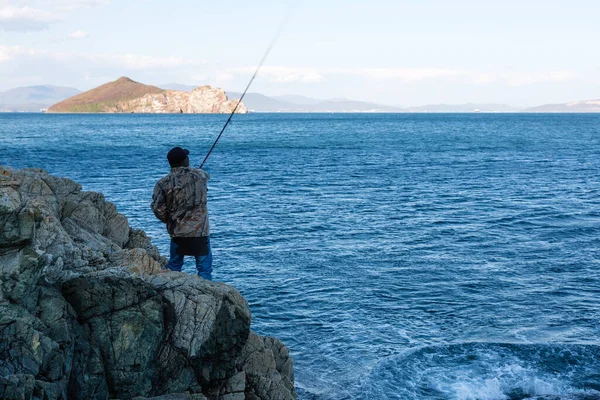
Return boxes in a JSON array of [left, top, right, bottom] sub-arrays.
[[0, 374, 35, 400], [131, 394, 208, 400], [236, 333, 295, 400], [110, 86, 246, 114], [188, 86, 247, 114], [0, 166, 295, 399]]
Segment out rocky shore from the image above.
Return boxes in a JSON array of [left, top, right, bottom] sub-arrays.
[[0, 166, 294, 400]]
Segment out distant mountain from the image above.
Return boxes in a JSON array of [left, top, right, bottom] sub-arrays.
[[302, 99, 402, 112], [0, 85, 81, 112], [159, 83, 535, 113], [225, 92, 297, 111], [271, 95, 323, 106], [523, 99, 600, 113], [48, 77, 164, 113], [228, 91, 520, 113], [227, 91, 403, 112], [405, 103, 521, 113]]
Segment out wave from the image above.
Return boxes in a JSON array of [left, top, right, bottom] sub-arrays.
[[349, 342, 600, 400]]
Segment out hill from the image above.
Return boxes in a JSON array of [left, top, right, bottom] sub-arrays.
[[48, 77, 246, 114], [48, 77, 164, 112], [0, 85, 81, 112], [524, 99, 600, 113]]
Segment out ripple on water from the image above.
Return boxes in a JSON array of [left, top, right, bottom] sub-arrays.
[[2, 113, 600, 399]]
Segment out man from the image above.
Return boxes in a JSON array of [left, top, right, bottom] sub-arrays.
[[151, 146, 213, 280]]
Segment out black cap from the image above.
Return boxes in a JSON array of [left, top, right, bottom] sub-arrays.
[[167, 147, 190, 166]]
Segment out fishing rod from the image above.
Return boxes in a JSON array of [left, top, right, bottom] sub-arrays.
[[199, 19, 288, 169]]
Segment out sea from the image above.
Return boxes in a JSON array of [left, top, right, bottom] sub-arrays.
[[1, 113, 600, 400]]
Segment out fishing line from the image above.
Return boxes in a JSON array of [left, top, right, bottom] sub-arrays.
[[199, 16, 290, 169]]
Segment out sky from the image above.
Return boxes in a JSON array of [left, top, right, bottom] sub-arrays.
[[1, 0, 599, 106]]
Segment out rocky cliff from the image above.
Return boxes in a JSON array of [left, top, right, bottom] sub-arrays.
[[0, 166, 293, 400], [47, 77, 247, 114], [118, 86, 246, 114]]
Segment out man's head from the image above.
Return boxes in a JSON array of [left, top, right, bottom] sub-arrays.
[[167, 147, 190, 167]]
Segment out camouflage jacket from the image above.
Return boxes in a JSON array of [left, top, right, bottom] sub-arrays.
[[151, 167, 210, 238]]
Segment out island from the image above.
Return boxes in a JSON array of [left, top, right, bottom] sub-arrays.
[[47, 77, 247, 114]]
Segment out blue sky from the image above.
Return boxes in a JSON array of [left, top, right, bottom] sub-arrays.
[[1, 0, 599, 106]]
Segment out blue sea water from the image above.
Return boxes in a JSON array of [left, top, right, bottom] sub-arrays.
[[1, 112, 600, 400]]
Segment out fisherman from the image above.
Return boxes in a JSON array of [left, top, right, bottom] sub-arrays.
[[151, 146, 213, 280]]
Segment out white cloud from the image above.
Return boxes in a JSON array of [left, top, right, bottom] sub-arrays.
[[229, 66, 324, 83], [0, 45, 199, 71], [0, 49, 10, 62], [465, 70, 574, 86], [59, 0, 110, 9], [0, 44, 578, 96], [0, 45, 48, 62], [329, 67, 464, 82], [191, 73, 209, 82], [229, 66, 464, 84], [35, 0, 111, 12], [69, 29, 90, 39], [472, 72, 497, 85], [228, 65, 575, 87], [324, 68, 574, 86], [0, 45, 208, 90], [0, 46, 14, 62], [503, 71, 573, 87], [0, 0, 111, 32], [214, 71, 235, 84], [102, 54, 193, 70], [0, 6, 57, 31]]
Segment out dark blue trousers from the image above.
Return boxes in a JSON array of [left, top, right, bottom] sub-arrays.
[[166, 238, 213, 281]]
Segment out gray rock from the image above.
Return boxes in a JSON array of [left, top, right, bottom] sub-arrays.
[[131, 394, 208, 400], [0, 374, 35, 400], [236, 333, 295, 400], [0, 166, 296, 399]]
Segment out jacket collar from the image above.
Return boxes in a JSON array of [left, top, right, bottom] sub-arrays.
[[170, 166, 190, 173]]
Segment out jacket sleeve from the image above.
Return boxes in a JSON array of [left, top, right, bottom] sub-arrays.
[[151, 181, 168, 223], [195, 168, 210, 190], [197, 168, 210, 181]]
